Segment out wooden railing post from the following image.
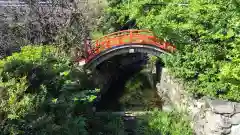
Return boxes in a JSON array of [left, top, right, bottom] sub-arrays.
[[163, 42, 167, 49], [119, 35, 123, 45], [106, 38, 110, 49], [129, 30, 133, 42]]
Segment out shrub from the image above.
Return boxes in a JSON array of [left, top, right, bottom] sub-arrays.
[[0, 45, 97, 135], [136, 109, 193, 135], [87, 114, 124, 135]]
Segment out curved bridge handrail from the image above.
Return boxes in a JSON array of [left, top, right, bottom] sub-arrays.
[[91, 29, 154, 46], [82, 29, 176, 63], [94, 29, 154, 40]]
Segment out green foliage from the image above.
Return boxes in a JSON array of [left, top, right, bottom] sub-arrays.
[[136, 109, 193, 135], [88, 114, 124, 135], [120, 72, 163, 111], [102, 0, 240, 101], [88, 109, 192, 135], [0, 45, 98, 135], [91, 30, 104, 40]]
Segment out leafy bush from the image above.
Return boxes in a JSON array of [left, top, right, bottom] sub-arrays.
[[136, 109, 193, 135], [0, 45, 97, 135], [101, 0, 240, 101], [87, 114, 124, 135]]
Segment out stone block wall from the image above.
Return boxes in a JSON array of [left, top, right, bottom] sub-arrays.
[[156, 68, 240, 135]]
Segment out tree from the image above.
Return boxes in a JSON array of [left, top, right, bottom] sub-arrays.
[[0, 0, 105, 58], [100, 0, 240, 101]]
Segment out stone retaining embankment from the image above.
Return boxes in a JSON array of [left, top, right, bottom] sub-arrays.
[[157, 68, 240, 135]]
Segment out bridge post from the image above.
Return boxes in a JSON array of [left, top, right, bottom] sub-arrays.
[[129, 30, 133, 42], [155, 58, 164, 82]]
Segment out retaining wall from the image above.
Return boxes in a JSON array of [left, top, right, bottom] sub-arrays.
[[157, 68, 240, 135]]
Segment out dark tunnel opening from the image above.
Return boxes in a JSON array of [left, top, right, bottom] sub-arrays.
[[92, 53, 164, 111], [95, 59, 146, 111]]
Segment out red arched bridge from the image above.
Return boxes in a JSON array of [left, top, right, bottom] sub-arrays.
[[76, 29, 176, 70]]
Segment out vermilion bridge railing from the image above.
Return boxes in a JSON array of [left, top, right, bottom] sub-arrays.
[[80, 29, 176, 63]]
